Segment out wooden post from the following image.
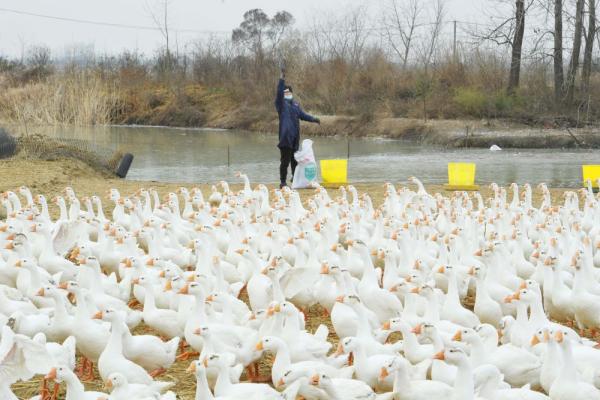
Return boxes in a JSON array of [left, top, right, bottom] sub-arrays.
[[347, 139, 350, 159]]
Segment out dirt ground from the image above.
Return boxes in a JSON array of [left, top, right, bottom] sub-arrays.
[[0, 157, 585, 400], [0, 158, 573, 214]]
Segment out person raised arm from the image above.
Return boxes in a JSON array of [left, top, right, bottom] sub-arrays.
[[275, 68, 286, 114]]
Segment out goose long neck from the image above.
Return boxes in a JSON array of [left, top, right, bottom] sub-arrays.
[[73, 290, 90, 320], [195, 369, 214, 400], [272, 340, 291, 373], [466, 336, 486, 366], [214, 363, 233, 396], [446, 272, 460, 305], [64, 371, 86, 400], [454, 358, 475, 400], [527, 296, 547, 325], [351, 340, 368, 371], [51, 294, 69, 321], [393, 364, 412, 394], [558, 339, 578, 383], [106, 320, 124, 355], [58, 202, 68, 221], [270, 274, 285, 303], [515, 301, 528, 325], [143, 285, 158, 312]]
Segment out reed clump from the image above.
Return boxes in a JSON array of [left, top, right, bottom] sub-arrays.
[[0, 71, 120, 126]]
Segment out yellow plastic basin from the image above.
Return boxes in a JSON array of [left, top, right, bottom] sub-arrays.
[[444, 162, 479, 191], [582, 165, 600, 188], [320, 159, 348, 187]]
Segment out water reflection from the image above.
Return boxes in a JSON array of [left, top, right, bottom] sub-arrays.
[[10, 125, 600, 187]]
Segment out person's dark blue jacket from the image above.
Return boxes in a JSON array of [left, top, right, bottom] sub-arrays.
[[275, 79, 318, 151]]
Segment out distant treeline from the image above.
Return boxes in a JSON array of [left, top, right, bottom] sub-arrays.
[[1, 1, 599, 129]]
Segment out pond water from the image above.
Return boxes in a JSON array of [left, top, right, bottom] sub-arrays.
[[18, 125, 600, 187]]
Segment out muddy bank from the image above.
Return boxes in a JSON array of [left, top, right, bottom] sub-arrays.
[[245, 115, 600, 149], [0, 158, 575, 217]]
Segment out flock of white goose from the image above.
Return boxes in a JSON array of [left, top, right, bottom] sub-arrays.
[[2, 175, 600, 400]]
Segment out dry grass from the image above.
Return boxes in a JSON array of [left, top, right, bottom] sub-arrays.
[[1, 157, 592, 399], [0, 72, 119, 126]]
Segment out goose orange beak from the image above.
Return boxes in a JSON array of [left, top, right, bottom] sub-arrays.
[[276, 377, 285, 388], [255, 341, 264, 351], [433, 351, 445, 360], [186, 362, 197, 373], [382, 321, 391, 330], [92, 311, 103, 320], [555, 331, 564, 343], [531, 335, 541, 346], [178, 284, 189, 294], [36, 288, 45, 297], [309, 374, 320, 386], [379, 367, 389, 381], [452, 330, 462, 341], [411, 324, 422, 335], [45, 367, 57, 380], [58, 282, 69, 290], [519, 280, 527, 289], [334, 343, 344, 356]]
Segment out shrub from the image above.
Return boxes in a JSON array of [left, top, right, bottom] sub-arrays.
[[453, 87, 487, 117]]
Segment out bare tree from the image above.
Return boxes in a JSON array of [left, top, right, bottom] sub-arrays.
[[470, 1, 535, 93], [554, 0, 564, 103], [508, 0, 526, 93], [565, 0, 585, 103], [380, 0, 422, 69], [146, 0, 172, 54], [319, 7, 369, 64], [418, 0, 445, 70], [581, 0, 596, 95]]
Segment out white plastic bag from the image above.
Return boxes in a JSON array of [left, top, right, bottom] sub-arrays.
[[292, 139, 318, 189]]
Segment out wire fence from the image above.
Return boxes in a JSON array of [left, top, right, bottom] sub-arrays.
[[0, 128, 124, 174]]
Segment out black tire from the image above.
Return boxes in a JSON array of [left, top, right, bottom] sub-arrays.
[[0, 128, 16, 159], [115, 153, 134, 178]]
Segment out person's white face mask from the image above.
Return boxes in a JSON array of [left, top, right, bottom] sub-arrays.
[[284, 92, 293, 101]]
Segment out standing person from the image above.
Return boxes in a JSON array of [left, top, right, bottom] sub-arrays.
[[275, 67, 320, 189]]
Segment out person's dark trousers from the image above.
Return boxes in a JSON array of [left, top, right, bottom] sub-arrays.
[[279, 147, 297, 186]]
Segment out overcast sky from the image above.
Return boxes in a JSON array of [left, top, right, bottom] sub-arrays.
[[0, 0, 488, 58]]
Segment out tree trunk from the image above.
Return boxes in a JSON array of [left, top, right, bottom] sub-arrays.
[[554, 0, 565, 104], [508, 0, 526, 94], [581, 0, 596, 95], [565, 0, 585, 103]]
